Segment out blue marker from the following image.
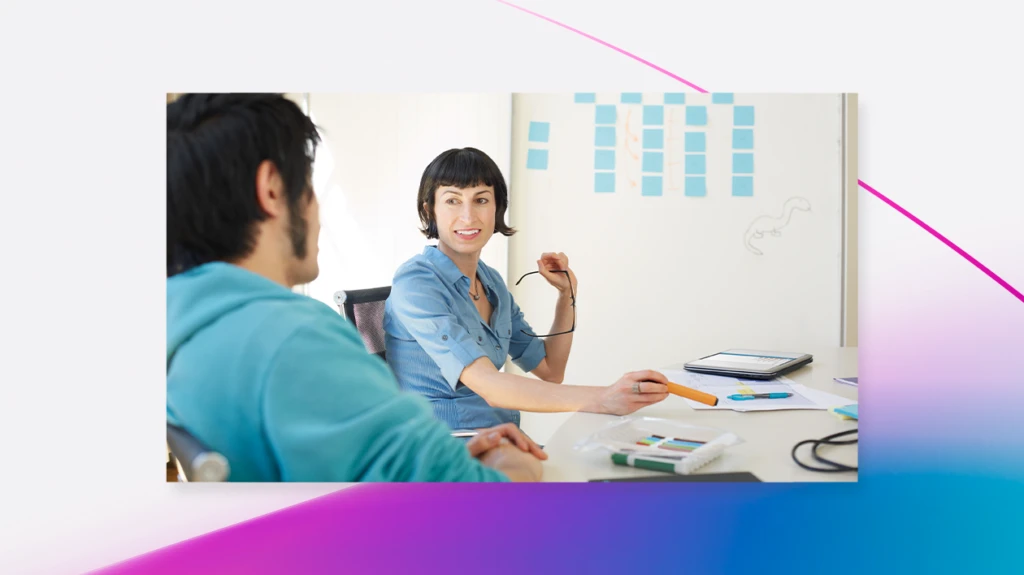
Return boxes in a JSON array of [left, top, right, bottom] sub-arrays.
[[728, 392, 792, 401]]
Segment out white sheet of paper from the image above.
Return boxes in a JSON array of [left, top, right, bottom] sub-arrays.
[[660, 369, 846, 412], [691, 389, 821, 412], [789, 384, 856, 410]]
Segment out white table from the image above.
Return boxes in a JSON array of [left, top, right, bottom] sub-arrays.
[[539, 347, 858, 482]]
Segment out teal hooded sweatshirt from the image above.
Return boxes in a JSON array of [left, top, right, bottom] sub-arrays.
[[166, 262, 507, 482]]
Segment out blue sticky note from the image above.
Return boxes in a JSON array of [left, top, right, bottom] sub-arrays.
[[595, 126, 616, 147], [685, 176, 706, 197], [664, 93, 686, 104], [528, 122, 549, 143], [733, 176, 753, 196], [526, 149, 548, 170], [712, 93, 734, 104], [686, 106, 707, 126], [642, 152, 663, 173], [643, 129, 663, 150], [685, 154, 706, 175], [594, 149, 615, 170], [643, 105, 664, 126], [595, 172, 615, 193], [574, 93, 596, 103], [734, 106, 755, 126], [733, 128, 753, 149], [642, 176, 663, 196], [685, 132, 705, 152], [834, 404, 859, 419], [595, 105, 617, 125], [621, 93, 642, 104], [733, 153, 754, 174]]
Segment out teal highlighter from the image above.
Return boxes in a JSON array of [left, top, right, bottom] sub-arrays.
[[727, 392, 792, 401]]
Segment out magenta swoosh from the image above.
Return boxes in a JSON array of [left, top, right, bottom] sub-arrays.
[[858, 179, 1024, 304], [496, 0, 1024, 305], [494, 0, 707, 92]]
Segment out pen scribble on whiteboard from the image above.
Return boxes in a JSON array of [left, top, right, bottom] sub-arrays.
[[744, 197, 812, 255]]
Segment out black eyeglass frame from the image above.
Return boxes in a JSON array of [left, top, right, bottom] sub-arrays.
[[513, 270, 576, 338]]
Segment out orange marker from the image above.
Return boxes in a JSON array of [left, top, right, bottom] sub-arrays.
[[666, 381, 719, 406]]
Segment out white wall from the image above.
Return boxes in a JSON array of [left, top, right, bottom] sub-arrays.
[[303, 93, 512, 309]]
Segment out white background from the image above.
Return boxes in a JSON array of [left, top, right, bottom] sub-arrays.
[[0, 0, 1022, 573]]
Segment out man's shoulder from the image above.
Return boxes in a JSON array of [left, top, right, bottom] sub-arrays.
[[247, 296, 366, 354]]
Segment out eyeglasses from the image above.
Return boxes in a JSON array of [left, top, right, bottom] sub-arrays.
[[513, 270, 576, 338]]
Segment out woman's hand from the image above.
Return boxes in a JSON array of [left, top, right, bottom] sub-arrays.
[[583, 370, 670, 416], [537, 252, 577, 298]]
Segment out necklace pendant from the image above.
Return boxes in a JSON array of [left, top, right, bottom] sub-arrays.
[[471, 293, 480, 301]]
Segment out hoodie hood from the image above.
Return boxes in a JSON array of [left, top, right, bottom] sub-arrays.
[[167, 262, 302, 367]]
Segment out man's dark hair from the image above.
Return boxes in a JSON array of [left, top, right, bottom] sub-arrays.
[[416, 147, 516, 239], [167, 94, 320, 276]]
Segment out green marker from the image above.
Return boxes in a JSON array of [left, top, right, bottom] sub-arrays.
[[611, 452, 676, 473], [611, 433, 736, 475]]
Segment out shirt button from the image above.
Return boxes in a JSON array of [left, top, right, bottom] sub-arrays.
[[442, 335, 448, 341], [495, 346, 501, 350], [477, 336, 482, 342]]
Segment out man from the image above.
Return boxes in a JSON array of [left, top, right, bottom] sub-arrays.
[[166, 93, 544, 481]]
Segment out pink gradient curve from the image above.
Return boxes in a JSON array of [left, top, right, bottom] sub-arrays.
[[495, 0, 1023, 306], [494, 0, 707, 92], [857, 179, 1023, 304]]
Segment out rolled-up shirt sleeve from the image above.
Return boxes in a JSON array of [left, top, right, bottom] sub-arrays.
[[507, 292, 547, 373], [389, 265, 487, 390]]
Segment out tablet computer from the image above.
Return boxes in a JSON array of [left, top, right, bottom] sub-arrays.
[[683, 349, 812, 380]]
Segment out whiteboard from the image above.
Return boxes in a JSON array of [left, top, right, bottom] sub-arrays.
[[506, 93, 846, 382]]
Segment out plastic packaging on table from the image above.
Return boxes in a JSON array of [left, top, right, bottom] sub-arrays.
[[573, 416, 743, 475]]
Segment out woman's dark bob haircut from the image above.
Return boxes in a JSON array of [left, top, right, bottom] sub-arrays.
[[417, 147, 516, 239]]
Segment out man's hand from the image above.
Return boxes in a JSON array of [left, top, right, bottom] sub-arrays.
[[466, 423, 547, 460]]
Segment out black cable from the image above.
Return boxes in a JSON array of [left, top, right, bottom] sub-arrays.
[[791, 428, 858, 472]]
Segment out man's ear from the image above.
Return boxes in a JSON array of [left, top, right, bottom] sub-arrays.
[[254, 160, 286, 218]]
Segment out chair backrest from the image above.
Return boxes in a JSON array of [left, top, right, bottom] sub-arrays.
[[166, 423, 230, 482], [334, 287, 392, 360]]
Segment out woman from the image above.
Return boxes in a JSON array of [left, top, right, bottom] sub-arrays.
[[383, 147, 669, 431]]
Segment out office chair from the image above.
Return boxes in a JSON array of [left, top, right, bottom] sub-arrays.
[[166, 423, 230, 482], [334, 287, 479, 440], [334, 287, 391, 361]]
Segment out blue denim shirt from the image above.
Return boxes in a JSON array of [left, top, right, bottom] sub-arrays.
[[384, 246, 547, 430]]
